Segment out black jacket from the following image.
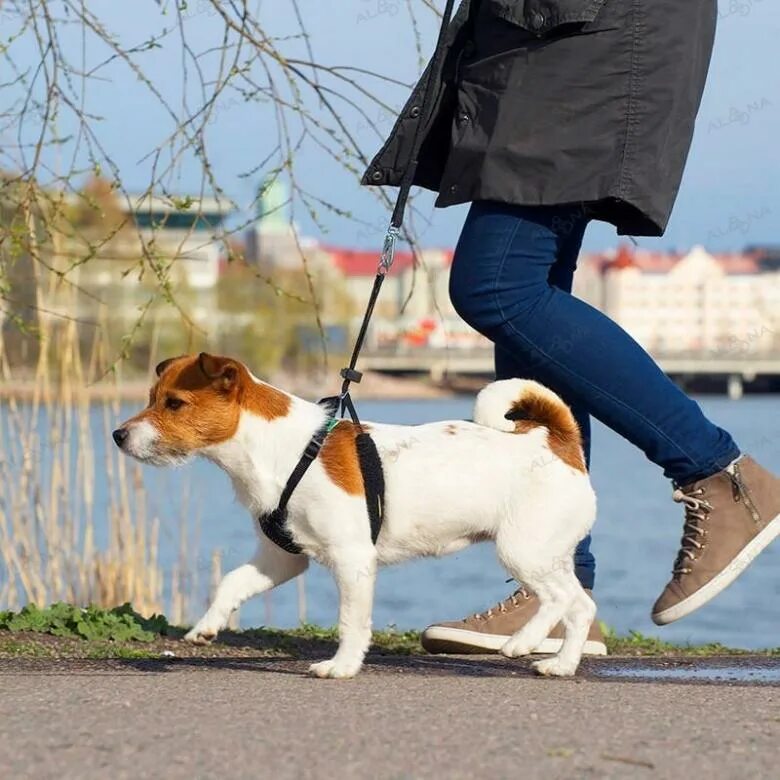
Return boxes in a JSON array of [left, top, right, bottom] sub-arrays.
[[362, 0, 717, 236]]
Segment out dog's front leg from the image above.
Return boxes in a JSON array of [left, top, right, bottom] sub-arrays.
[[185, 542, 308, 644], [309, 549, 376, 679]]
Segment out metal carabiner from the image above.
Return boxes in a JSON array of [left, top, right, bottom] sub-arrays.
[[378, 225, 400, 275]]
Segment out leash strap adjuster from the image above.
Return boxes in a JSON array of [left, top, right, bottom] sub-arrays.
[[340, 367, 363, 384], [303, 436, 325, 461]]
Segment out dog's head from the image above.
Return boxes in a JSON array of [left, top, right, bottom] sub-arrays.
[[112, 353, 290, 465]]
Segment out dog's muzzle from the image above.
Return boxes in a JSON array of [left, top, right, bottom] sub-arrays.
[[112, 427, 129, 448]]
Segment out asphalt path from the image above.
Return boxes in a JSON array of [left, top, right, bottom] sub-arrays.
[[1, 655, 779, 779]]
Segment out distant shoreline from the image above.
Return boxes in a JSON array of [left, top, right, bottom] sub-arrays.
[[0, 370, 460, 403], [1, 375, 777, 403]]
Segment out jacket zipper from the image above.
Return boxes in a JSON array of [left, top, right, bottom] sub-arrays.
[[730, 463, 762, 525]]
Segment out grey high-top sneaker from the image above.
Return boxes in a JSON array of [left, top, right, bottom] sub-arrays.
[[421, 587, 607, 656], [652, 455, 780, 625]]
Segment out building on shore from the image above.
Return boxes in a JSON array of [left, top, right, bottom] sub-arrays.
[[320, 245, 468, 350], [43, 184, 235, 326], [316, 241, 780, 368], [575, 245, 780, 357], [120, 192, 233, 290], [9, 174, 777, 382], [243, 178, 310, 272]]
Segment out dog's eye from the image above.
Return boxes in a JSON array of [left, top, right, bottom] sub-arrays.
[[165, 397, 185, 411]]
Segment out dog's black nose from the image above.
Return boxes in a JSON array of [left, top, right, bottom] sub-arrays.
[[112, 428, 129, 447]]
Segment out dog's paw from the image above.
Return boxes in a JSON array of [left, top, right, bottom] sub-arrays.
[[532, 656, 578, 677], [500, 635, 535, 658], [184, 625, 218, 645], [308, 657, 362, 679]]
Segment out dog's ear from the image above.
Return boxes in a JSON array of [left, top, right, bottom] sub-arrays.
[[198, 352, 240, 392], [155, 356, 186, 377]]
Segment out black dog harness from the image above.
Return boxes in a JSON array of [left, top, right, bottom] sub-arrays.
[[258, 396, 385, 556], [257, 0, 454, 555]]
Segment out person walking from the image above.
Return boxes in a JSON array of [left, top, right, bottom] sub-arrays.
[[363, 0, 780, 655]]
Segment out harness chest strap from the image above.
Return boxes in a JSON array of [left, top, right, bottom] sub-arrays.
[[258, 399, 385, 555]]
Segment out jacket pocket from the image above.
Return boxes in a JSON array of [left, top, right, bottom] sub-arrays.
[[484, 0, 607, 35]]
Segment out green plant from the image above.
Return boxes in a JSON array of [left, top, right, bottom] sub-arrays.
[[0, 602, 170, 643]]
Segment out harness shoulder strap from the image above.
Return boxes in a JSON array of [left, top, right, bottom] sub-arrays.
[[258, 397, 339, 555], [355, 431, 385, 544]]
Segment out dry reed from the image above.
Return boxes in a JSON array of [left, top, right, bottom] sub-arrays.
[[0, 295, 201, 620]]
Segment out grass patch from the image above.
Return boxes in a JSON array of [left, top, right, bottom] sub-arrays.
[[601, 623, 779, 657], [240, 624, 423, 656], [82, 644, 162, 660], [0, 604, 421, 660], [0, 638, 59, 658], [2, 604, 779, 660]]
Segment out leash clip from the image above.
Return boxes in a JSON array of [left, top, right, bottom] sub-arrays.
[[378, 225, 400, 275]]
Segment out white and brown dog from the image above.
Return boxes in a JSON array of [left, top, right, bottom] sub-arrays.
[[113, 353, 597, 678]]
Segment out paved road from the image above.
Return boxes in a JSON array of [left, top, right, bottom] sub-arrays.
[[1, 655, 779, 779]]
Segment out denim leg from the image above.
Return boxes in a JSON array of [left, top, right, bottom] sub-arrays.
[[451, 201, 740, 486], [493, 207, 595, 590]]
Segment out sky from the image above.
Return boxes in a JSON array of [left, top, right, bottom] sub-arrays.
[[4, 0, 779, 253]]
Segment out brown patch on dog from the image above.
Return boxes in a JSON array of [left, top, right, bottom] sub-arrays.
[[122, 354, 291, 453], [508, 390, 586, 473], [129, 356, 241, 450], [198, 353, 291, 421], [241, 377, 291, 420], [444, 424, 458, 436], [319, 421, 365, 496]]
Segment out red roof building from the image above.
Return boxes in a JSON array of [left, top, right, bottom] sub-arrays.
[[323, 247, 416, 277]]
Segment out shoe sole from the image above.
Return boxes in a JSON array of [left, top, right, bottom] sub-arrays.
[[652, 511, 780, 626], [421, 626, 607, 656]]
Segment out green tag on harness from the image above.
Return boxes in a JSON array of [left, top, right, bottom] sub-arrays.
[[326, 417, 340, 434]]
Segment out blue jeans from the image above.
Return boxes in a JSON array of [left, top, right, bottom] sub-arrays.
[[450, 202, 741, 590]]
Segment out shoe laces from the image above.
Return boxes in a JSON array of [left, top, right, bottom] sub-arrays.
[[472, 586, 532, 620], [672, 485, 713, 575]]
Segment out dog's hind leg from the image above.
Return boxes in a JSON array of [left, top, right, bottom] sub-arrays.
[[497, 552, 575, 661], [497, 472, 596, 675], [495, 512, 587, 665], [185, 542, 308, 644], [309, 545, 377, 679], [533, 586, 596, 677]]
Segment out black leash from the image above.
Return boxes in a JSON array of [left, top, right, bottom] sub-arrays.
[[259, 0, 457, 554], [338, 0, 457, 423]]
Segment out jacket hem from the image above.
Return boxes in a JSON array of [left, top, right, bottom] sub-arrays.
[[432, 189, 665, 237]]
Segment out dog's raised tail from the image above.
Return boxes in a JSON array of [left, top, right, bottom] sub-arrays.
[[474, 379, 586, 471]]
